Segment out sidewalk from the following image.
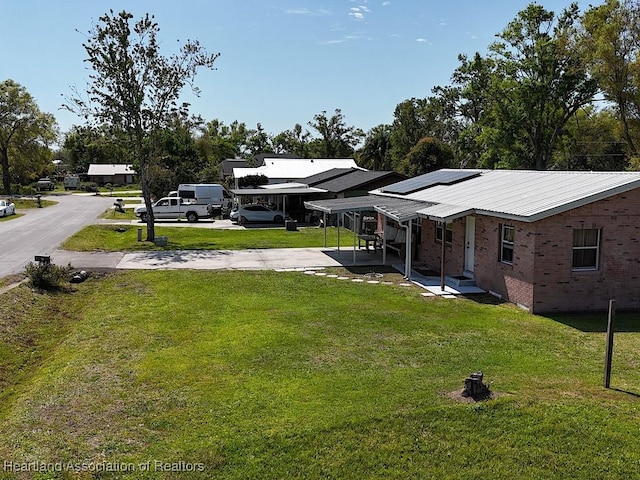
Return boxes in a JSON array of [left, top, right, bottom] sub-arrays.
[[50, 247, 386, 271]]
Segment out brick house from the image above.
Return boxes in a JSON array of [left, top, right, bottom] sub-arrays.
[[305, 169, 640, 313]]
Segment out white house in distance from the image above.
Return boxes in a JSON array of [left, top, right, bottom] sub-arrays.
[[87, 164, 136, 186], [233, 157, 362, 187]]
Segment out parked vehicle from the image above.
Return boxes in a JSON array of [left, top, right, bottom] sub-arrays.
[[230, 204, 285, 224], [134, 197, 211, 222], [63, 175, 81, 190], [177, 184, 233, 211], [35, 178, 54, 191], [0, 199, 15, 217]]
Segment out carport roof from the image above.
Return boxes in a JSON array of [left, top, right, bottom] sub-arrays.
[[231, 186, 326, 195], [304, 195, 430, 222]]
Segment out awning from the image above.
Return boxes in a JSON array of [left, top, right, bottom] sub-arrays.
[[304, 195, 430, 218], [416, 203, 475, 222]]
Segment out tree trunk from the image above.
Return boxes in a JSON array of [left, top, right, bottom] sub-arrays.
[[0, 146, 10, 195]]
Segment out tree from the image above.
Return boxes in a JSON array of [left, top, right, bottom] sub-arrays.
[[62, 125, 129, 174], [357, 124, 393, 170], [0, 80, 57, 194], [389, 98, 432, 165], [66, 10, 219, 240], [272, 123, 311, 157], [581, 0, 640, 158], [308, 109, 364, 158], [554, 106, 627, 170], [486, 3, 597, 170], [434, 53, 496, 167], [397, 136, 454, 177]]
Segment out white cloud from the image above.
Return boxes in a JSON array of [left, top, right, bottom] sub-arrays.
[[350, 11, 364, 19], [416, 38, 432, 45], [382, 1, 390, 5], [285, 8, 329, 16]]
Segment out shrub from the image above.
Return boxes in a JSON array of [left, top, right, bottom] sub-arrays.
[[24, 261, 72, 290]]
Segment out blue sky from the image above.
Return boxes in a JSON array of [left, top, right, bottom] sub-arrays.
[[1, 0, 586, 140]]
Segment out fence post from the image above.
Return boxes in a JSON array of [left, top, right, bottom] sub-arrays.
[[604, 299, 616, 389]]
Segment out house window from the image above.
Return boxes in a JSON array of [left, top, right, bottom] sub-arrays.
[[501, 225, 514, 264], [435, 223, 452, 244], [572, 229, 600, 270]]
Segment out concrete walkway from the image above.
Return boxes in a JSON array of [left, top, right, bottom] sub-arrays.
[[50, 247, 386, 271]]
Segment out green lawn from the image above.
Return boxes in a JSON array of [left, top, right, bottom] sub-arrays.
[[1, 270, 640, 479], [61, 224, 359, 251]]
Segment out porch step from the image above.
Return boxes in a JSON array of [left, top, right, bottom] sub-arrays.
[[446, 275, 476, 287]]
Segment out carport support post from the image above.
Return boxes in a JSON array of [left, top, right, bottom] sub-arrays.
[[440, 221, 446, 292], [323, 212, 327, 247], [404, 221, 412, 281], [604, 299, 616, 389], [352, 212, 357, 265]]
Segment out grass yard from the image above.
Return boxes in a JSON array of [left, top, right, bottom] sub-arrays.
[[61, 224, 359, 251], [1, 270, 640, 479]]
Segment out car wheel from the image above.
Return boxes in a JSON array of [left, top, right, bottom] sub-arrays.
[[240, 216, 248, 224], [140, 212, 149, 222], [186, 211, 198, 222], [274, 215, 283, 223]]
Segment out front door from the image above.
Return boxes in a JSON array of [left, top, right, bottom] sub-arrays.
[[464, 216, 475, 275]]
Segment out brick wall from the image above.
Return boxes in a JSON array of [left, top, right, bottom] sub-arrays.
[[418, 218, 465, 274], [473, 216, 536, 310], [531, 189, 640, 313], [415, 187, 640, 313]]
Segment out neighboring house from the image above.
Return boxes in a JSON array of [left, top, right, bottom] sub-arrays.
[[301, 168, 406, 199], [233, 158, 361, 186], [219, 158, 253, 181], [87, 164, 136, 186], [305, 169, 640, 313]]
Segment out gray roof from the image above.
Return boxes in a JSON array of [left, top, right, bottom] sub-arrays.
[[300, 168, 354, 186], [398, 169, 640, 222], [304, 195, 430, 222], [315, 170, 404, 193]]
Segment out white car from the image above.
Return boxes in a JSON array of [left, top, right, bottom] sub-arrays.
[[230, 204, 285, 224], [0, 199, 15, 217]]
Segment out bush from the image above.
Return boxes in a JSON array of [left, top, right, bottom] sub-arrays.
[[24, 261, 72, 290], [80, 182, 99, 193]]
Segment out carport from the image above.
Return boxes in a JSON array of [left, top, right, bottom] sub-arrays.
[[230, 186, 327, 222], [304, 195, 430, 280]]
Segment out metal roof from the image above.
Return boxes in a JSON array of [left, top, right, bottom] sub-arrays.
[[304, 195, 430, 222], [402, 170, 640, 222], [314, 170, 403, 193], [87, 164, 135, 175], [300, 168, 354, 186], [234, 158, 362, 181], [380, 168, 484, 194], [231, 186, 326, 196]]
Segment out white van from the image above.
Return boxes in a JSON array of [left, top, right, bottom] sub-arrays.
[[177, 184, 233, 211]]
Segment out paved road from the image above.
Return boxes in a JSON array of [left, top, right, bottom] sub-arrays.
[[0, 194, 114, 277]]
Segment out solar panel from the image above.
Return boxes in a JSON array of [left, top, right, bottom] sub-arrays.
[[381, 169, 483, 195]]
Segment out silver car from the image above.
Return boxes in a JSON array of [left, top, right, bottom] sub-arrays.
[[230, 204, 285, 224]]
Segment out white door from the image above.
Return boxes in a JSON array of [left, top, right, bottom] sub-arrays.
[[464, 216, 475, 275]]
